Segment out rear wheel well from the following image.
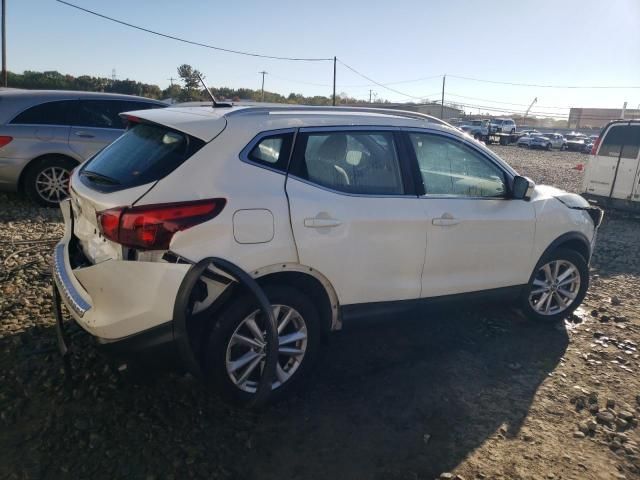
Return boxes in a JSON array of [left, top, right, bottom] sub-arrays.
[[18, 153, 79, 193], [256, 271, 334, 336]]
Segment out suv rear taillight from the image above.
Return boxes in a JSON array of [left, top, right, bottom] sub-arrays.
[[0, 136, 13, 148], [590, 136, 601, 155], [97, 199, 226, 250]]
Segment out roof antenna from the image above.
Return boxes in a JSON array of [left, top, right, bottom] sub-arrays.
[[196, 72, 232, 108]]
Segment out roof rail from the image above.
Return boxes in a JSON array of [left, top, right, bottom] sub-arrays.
[[225, 105, 450, 126]]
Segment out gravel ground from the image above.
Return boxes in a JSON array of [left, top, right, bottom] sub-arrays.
[[1, 145, 639, 480]]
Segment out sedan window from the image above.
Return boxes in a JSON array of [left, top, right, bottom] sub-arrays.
[[409, 133, 506, 198], [10, 100, 77, 126]]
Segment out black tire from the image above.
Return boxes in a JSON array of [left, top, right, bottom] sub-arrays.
[[520, 248, 589, 324], [546, 143, 552, 151], [510, 128, 516, 134], [23, 155, 76, 207], [205, 285, 321, 405]]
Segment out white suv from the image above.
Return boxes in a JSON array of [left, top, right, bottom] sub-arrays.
[[53, 106, 603, 404]]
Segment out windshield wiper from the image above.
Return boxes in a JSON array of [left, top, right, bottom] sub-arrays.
[[80, 170, 121, 185]]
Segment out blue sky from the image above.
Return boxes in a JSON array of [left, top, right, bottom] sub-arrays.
[[10, 0, 640, 117]]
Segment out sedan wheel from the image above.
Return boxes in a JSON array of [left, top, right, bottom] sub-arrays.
[[35, 166, 70, 204], [528, 259, 581, 316], [225, 304, 308, 393]]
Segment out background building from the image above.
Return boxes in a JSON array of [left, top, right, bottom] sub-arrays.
[[568, 107, 640, 129]]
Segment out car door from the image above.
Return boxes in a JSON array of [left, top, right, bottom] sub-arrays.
[[68, 99, 126, 160], [584, 123, 640, 199], [285, 127, 427, 305], [405, 130, 536, 297]]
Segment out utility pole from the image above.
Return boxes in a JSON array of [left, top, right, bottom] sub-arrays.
[[2, 0, 6, 87], [369, 89, 375, 103], [440, 74, 446, 119], [621, 101, 627, 119], [167, 77, 177, 86], [332, 56, 336, 106], [259, 70, 267, 102]]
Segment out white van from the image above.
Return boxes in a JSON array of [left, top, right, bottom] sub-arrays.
[[582, 120, 640, 209]]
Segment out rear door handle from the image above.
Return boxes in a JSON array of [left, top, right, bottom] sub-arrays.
[[432, 214, 460, 226], [304, 218, 342, 228], [74, 131, 95, 138]]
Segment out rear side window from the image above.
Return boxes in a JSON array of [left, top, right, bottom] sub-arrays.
[[600, 125, 640, 159], [291, 131, 405, 195], [79, 123, 204, 192], [10, 100, 77, 125], [244, 132, 294, 172], [74, 100, 161, 129]]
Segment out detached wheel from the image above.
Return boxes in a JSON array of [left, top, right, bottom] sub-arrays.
[[24, 156, 76, 207], [521, 248, 589, 323], [205, 285, 320, 405]]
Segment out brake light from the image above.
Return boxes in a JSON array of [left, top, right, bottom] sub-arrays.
[[0, 136, 13, 148], [591, 136, 600, 155], [97, 199, 226, 250]]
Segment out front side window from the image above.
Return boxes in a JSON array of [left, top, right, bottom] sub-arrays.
[[10, 100, 77, 126], [292, 131, 404, 195], [409, 133, 506, 197]]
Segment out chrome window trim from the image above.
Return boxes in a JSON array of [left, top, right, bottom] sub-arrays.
[[52, 243, 91, 317], [238, 128, 296, 175]]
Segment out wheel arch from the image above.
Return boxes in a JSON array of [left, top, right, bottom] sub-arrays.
[[17, 153, 80, 193], [539, 232, 591, 265], [252, 263, 341, 334]]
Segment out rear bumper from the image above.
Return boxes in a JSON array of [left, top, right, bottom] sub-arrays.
[[0, 156, 29, 191], [52, 198, 190, 350]]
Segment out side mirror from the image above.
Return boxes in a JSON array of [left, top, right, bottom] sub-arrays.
[[512, 175, 535, 200]]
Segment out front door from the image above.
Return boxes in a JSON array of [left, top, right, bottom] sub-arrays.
[[405, 131, 536, 297], [285, 128, 427, 305]]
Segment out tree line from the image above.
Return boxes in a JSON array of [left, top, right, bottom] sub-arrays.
[[5, 64, 379, 106]]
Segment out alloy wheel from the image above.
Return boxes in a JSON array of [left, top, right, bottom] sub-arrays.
[[225, 305, 308, 393], [35, 166, 70, 204], [528, 259, 581, 315]]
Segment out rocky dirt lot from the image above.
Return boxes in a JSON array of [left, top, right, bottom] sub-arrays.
[[1, 146, 639, 480]]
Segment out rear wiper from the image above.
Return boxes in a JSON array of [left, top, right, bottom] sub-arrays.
[[80, 170, 121, 185]]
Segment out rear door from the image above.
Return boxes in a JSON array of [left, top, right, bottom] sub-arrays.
[[406, 130, 536, 297], [285, 127, 427, 305], [69, 100, 160, 160], [584, 123, 640, 199]]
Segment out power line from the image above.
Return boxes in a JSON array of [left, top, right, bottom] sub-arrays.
[[447, 74, 640, 89], [56, 0, 333, 62], [336, 59, 429, 100]]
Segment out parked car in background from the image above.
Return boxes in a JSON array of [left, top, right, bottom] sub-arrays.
[[565, 133, 589, 152], [0, 90, 165, 206], [489, 118, 516, 134], [582, 135, 598, 154], [517, 133, 552, 150], [52, 105, 602, 404], [460, 119, 489, 139], [543, 133, 568, 150], [583, 120, 640, 208]]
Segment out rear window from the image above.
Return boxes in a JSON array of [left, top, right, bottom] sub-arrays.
[[10, 100, 77, 125], [79, 123, 205, 192], [599, 124, 640, 159]]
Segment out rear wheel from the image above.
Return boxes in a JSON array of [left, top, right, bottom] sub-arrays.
[[24, 156, 76, 207], [521, 248, 588, 323], [205, 285, 320, 405]]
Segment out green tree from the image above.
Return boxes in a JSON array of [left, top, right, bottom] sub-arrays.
[[177, 64, 203, 101]]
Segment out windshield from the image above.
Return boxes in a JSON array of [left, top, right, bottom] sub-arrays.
[[80, 123, 205, 191]]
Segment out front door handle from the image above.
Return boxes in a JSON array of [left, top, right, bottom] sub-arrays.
[[304, 217, 342, 228], [432, 213, 459, 226], [74, 131, 95, 138]]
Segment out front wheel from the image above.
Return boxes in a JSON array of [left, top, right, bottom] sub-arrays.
[[521, 248, 589, 323], [205, 285, 320, 405], [546, 143, 552, 150]]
